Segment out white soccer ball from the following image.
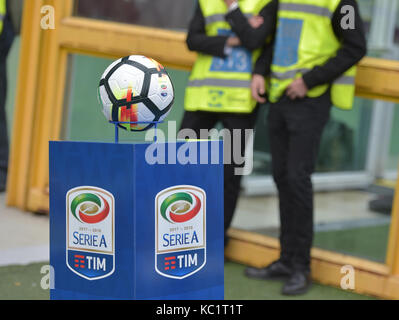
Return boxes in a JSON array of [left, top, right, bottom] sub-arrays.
[[98, 55, 174, 131]]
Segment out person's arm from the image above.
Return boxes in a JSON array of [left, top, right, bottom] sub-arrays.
[[253, 44, 273, 76], [186, 4, 233, 58], [302, 0, 367, 89], [225, 0, 278, 51], [251, 45, 274, 103]]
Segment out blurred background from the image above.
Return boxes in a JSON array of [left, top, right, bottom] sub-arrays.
[[1, 0, 399, 299]]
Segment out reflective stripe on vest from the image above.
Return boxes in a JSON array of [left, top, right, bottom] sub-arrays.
[[269, 0, 357, 110], [184, 0, 272, 113], [279, 3, 333, 18], [188, 79, 251, 88], [334, 75, 355, 85], [272, 69, 355, 85]]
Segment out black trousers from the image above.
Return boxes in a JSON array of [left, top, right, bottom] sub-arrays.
[[0, 55, 8, 189], [268, 91, 332, 271], [180, 108, 259, 244]]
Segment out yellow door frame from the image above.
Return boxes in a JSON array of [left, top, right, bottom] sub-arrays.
[[6, 0, 399, 299]]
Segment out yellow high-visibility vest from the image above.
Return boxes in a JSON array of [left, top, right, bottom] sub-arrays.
[[184, 0, 272, 113], [269, 0, 357, 110], [0, 0, 6, 35]]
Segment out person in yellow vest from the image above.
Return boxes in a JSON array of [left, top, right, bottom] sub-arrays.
[[0, 0, 14, 192], [181, 0, 277, 246], [245, 0, 367, 295]]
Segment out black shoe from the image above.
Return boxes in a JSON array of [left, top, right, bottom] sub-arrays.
[[245, 260, 292, 281], [282, 270, 311, 295]]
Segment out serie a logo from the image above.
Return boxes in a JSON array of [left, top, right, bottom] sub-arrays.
[[155, 185, 206, 279], [66, 186, 115, 280]]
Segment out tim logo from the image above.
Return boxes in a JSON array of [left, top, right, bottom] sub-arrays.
[[155, 185, 206, 279], [66, 186, 115, 280]]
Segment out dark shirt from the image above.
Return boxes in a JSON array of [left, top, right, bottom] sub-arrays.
[[0, 0, 15, 58], [225, 1, 277, 51], [245, 0, 367, 89], [186, 2, 274, 58]]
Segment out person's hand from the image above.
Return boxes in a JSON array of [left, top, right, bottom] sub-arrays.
[[226, 36, 241, 47], [286, 77, 308, 100], [251, 74, 267, 103], [248, 15, 264, 29], [224, 0, 237, 7]]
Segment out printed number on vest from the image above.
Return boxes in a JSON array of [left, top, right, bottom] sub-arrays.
[[273, 18, 303, 67], [210, 29, 252, 73]]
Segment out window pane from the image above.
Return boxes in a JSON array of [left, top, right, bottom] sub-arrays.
[[386, 106, 399, 171], [63, 54, 189, 142], [73, 0, 196, 31], [396, 4, 399, 45], [233, 190, 390, 263], [252, 98, 373, 175], [358, 0, 373, 38]]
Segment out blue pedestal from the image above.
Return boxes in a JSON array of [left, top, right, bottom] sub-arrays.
[[49, 140, 224, 300]]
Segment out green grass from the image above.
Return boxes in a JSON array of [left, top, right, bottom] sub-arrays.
[[0, 263, 49, 300], [0, 261, 376, 300]]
